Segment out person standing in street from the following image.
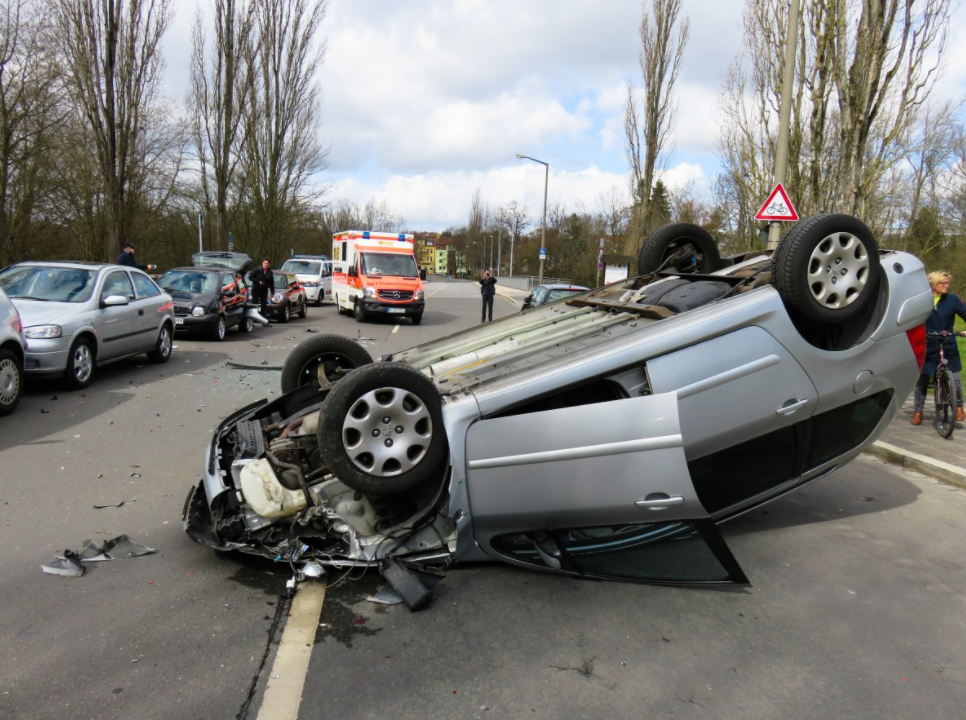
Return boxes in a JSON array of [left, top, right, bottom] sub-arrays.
[[115, 243, 156, 272], [480, 269, 496, 323], [911, 270, 966, 425], [249, 258, 275, 317]]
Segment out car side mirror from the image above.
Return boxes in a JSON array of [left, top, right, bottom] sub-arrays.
[[523, 294, 533, 308], [102, 294, 130, 308], [348, 266, 358, 278]]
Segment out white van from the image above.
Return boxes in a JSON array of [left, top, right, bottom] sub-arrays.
[[279, 256, 333, 306]]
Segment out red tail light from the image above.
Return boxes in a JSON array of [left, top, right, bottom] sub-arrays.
[[906, 324, 926, 371]]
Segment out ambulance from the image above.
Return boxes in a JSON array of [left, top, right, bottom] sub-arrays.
[[331, 230, 425, 324]]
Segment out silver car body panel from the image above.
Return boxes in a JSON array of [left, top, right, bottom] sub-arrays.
[[465, 392, 697, 554]]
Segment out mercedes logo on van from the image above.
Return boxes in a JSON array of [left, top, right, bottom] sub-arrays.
[[390, 291, 400, 299]]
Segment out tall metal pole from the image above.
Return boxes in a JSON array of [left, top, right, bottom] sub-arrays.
[[768, 0, 801, 250], [198, 213, 204, 253], [496, 225, 502, 276], [516, 154, 549, 284]]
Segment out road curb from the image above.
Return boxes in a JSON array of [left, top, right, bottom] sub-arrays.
[[864, 441, 966, 491]]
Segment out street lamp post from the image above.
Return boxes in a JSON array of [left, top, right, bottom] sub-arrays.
[[516, 154, 548, 285]]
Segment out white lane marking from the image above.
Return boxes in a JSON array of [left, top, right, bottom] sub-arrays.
[[392, 324, 400, 334], [256, 582, 326, 720]]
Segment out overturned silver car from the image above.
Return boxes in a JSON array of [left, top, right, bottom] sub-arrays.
[[183, 215, 933, 606]]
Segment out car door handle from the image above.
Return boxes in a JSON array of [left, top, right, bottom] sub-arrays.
[[776, 398, 808, 415], [635, 495, 684, 510]]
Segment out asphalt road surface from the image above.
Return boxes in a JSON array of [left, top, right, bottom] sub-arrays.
[[1, 278, 964, 720]]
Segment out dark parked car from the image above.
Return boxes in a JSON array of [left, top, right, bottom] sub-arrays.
[[191, 251, 254, 275], [522, 283, 591, 309], [265, 272, 308, 323], [184, 215, 934, 608], [158, 267, 254, 340]]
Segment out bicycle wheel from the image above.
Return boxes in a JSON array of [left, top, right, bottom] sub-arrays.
[[936, 367, 955, 439]]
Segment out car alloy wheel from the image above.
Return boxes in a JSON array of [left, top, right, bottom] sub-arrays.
[[0, 349, 22, 415], [65, 338, 94, 389], [213, 315, 226, 341], [239, 316, 254, 333], [148, 325, 172, 363]]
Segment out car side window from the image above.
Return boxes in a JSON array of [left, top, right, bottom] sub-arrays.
[[101, 271, 135, 300], [131, 272, 161, 299], [533, 287, 547, 304]]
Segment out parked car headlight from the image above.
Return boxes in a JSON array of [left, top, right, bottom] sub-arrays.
[[192, 306, 206, 317], [363, 286, 377, 298], [415, 289, 424, 300], [302, 281, 319, 287], [271, 292, 284, 303], [23, 325, 62, 339]]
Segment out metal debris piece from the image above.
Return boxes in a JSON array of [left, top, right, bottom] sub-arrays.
[[93, 501, 126, 510], [226, 361, 282, 371], [41, 550, 86, 577]]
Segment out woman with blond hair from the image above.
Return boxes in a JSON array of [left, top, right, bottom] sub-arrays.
[[911, 270, 966, 426]]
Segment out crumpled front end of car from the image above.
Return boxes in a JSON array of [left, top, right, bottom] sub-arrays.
[[182, 385, 456, 570]]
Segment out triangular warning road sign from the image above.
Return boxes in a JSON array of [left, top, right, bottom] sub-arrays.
[[755, 183, 799, 222]]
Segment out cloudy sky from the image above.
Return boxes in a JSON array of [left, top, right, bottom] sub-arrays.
[[164, 0, 966, 232]]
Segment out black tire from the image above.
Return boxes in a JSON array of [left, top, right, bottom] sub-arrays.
[[771, 213, 881, 325], [0, 348, 23, 416], [64, 337, 95, 389], [280, 335, 374, 394], [238, 315, 255, 334], [638, 223, 721, 275], [212, 315, 227, 341], [411, 313, 423, 326], [147, 323, 173, 363], [353, 301, 367, 323], [318, 362, 446, 495], [279, 302, 290, 324], [936, 368, 955, 439], [297, 298, 307, 319]]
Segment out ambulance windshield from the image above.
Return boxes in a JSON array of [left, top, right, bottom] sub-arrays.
[[360, 252, 418, 277]]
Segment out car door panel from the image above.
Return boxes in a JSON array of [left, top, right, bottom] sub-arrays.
[[646, 325, 819, 460], [96, 271, 138, 358], [465, 392, 703, 541]]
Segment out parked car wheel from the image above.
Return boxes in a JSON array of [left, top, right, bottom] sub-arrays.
[[317, 362, 446, 495], [0, 348, 23, 415], [64, 337, 95, 389], [353, 302, 367, 323], [411, 313, 423, 326], [280, 335, 374, 394], [297, 298, 307, 319], [638, 222, 722, 275], [147, 323, 173, 363], [771, 213, 881, 325], [238, 316, 254, 333], [279, 303, 290, 324], [212, 315, 227, 341]]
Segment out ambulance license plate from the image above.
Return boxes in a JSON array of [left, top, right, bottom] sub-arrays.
[[387, 308, 405, 314]]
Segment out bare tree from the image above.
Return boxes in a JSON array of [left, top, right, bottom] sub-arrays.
[[53, 0, 172, 258], [624, 0, 689, 244], [239, 0, 329, 260], [189, 0, 255, 249], [0, 0, 64, 265]]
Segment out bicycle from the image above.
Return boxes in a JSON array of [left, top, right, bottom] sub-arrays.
[[926, 330, 966, 438]]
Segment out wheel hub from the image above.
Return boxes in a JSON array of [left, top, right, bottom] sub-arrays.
[[341, 386, 433, 477], [806, 232, 869, 309], [0, 358, 19, 404]]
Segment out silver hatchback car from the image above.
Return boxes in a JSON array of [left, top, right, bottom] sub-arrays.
[[0, 262, 175, 389], [184, 214, 933, 607], [0, 287, 25, 415]]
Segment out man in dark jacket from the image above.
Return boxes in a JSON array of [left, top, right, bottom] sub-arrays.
[[115, 243, 156, 271], [249, 258, 275, 317], [480, 269, 496, 323], [911, 270, 966, 425]]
